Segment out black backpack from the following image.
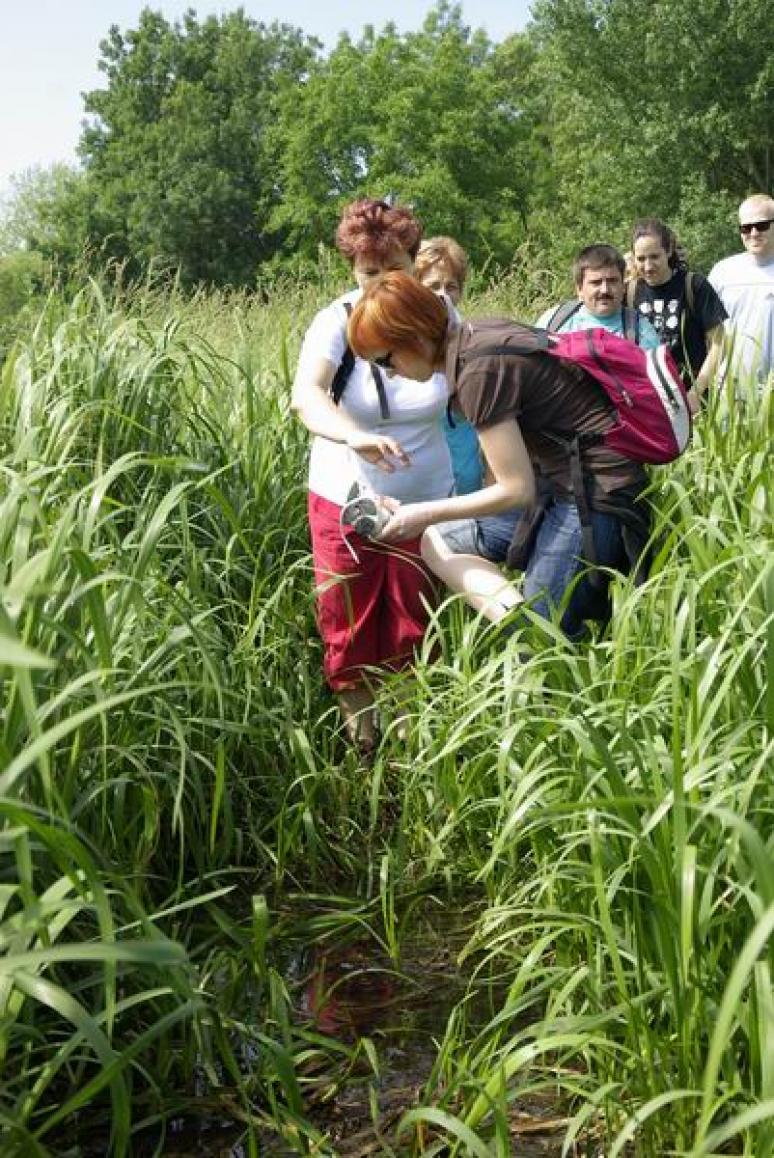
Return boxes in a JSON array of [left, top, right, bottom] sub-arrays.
[[545, 299, 642, 345], [330, 301, 389, 419]]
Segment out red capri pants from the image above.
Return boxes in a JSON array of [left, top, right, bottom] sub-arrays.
[[308, 492, 437, 691]]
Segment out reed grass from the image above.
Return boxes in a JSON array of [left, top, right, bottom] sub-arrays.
[[0, 270, 772, 1154]]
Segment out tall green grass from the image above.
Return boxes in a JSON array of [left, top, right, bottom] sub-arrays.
[[0, 269, 772, 1155], [0, 279, 335, 1154], [379, 376, 774, 1154]]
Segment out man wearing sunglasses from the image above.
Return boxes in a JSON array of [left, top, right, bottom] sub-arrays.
[[709, 193, 774, 384]]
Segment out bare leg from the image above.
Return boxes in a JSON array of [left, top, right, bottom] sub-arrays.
[[336, 685, 378, 752], [421, 525, 522, 623]]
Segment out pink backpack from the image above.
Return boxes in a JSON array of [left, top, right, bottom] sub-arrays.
[[546, 327, 692, 464], [465, 324, 692, 465], [462, 323, 691, 584]]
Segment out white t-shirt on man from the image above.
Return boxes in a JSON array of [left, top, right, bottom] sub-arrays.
[[708, 253, 774, 381]]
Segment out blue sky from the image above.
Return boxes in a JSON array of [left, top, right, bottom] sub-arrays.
[[0, 1, 534, 196]]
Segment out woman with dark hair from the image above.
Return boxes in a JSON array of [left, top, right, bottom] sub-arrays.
[[627, 217, 727, 409], [346, 271, 654, 641], [291, 200, 453, 752]]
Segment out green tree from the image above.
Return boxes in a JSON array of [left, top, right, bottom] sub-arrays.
[[0, 164, 92, 270], [80, 8, 320, 286], [0, 250, 48, 360], [530, 0, 774, 268], [268, 3, 548, 270]]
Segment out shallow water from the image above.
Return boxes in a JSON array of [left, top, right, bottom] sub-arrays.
[[101, 910, 568, 1155]]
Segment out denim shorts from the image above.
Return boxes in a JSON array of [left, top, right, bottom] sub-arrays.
[[436, 510, 523, 563], [437, 502, 626, 638]]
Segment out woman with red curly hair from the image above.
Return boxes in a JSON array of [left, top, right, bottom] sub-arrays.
[[292, 199, 453, 752]]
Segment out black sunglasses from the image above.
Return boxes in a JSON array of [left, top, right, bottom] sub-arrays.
[[740, 219, 774, 235], [373, 352, 394, 370]]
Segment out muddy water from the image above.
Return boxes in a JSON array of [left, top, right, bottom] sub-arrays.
[[149, 913, 568, 1156]]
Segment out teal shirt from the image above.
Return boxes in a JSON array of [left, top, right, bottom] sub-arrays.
[[442, 409, 483, 495], [536, 304, 662, 350]]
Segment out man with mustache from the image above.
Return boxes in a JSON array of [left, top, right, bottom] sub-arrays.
[[538, 243, 660, 349]]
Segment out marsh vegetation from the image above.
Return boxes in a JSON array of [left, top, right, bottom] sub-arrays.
[[1, 268, 773, 1155]]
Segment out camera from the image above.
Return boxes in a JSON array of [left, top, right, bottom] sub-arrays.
[[340, 483, 390, 539]]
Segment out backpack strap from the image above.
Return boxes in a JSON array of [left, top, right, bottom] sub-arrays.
[[622, 306, 641, 345], [371, 365, 390, 419], [591, 481, 652, 585], [684, 271, 696, 317], [330, 300, 389, 418], [545, 299, 581, 332], [567, 434, 603, 584], [331, 302, 355, 406]]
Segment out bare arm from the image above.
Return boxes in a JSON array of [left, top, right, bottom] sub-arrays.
[[379, 419, 536, 542], [291, 354, 409, 470], [692, 324, 724, 402]]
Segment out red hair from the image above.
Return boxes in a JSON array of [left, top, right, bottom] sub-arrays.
[[336, 199, 423, 264], [347, 271, 448, 359]]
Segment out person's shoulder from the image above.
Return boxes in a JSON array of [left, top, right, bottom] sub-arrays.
[[307, 289, 358, 332], [708, 252, 745, 282], [328, 288, 360, 318], [687, 269, 708, 289], [454, 319, 542, 381], [536, 299, 581, 331], [554, 305, 585, 332], [470, 317, 547, 348], [690, 269, 724, 299], [629, 277, 650, 304]]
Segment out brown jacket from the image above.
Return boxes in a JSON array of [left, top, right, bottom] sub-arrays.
[[444, 319, 646, 499]]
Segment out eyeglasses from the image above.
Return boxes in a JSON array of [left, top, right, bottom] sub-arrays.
[[372, 352, 394, 370], [740, 219, 774, 236]]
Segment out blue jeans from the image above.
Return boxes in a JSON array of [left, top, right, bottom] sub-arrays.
[[524, 501, 623, 639], [438, 502, 625, 639]]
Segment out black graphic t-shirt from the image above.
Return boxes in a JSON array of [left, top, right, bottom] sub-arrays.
[[631, 270, 727, 381]]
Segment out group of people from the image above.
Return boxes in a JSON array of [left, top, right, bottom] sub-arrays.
[[291, 194, 774, 750]]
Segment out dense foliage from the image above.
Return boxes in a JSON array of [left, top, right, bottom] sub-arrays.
[[5, 0, 774, 287], [0, 267, 773, 1154]]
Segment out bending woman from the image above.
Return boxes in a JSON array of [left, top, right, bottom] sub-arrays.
[[291, 200, 453, 750], [346, 271, 651, 641]]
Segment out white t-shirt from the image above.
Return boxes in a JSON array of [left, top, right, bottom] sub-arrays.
[[295, 289, 454, 506], [708, 253, 774, 381]]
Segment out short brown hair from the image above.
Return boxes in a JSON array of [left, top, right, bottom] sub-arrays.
[[415, 236, 469, 289], [347, 271, 448, 360], [573, 244, 626, 287], [335, 198, 423, 265]]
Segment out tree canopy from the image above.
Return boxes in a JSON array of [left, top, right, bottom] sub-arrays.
[[267, 6, 545, 269], [80, 7, 319, 284], [3, 0, 772, 285]]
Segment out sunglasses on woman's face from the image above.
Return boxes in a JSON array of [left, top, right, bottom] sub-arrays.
[[372, 352, 394, 370], [740, 219, 774, 236]]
